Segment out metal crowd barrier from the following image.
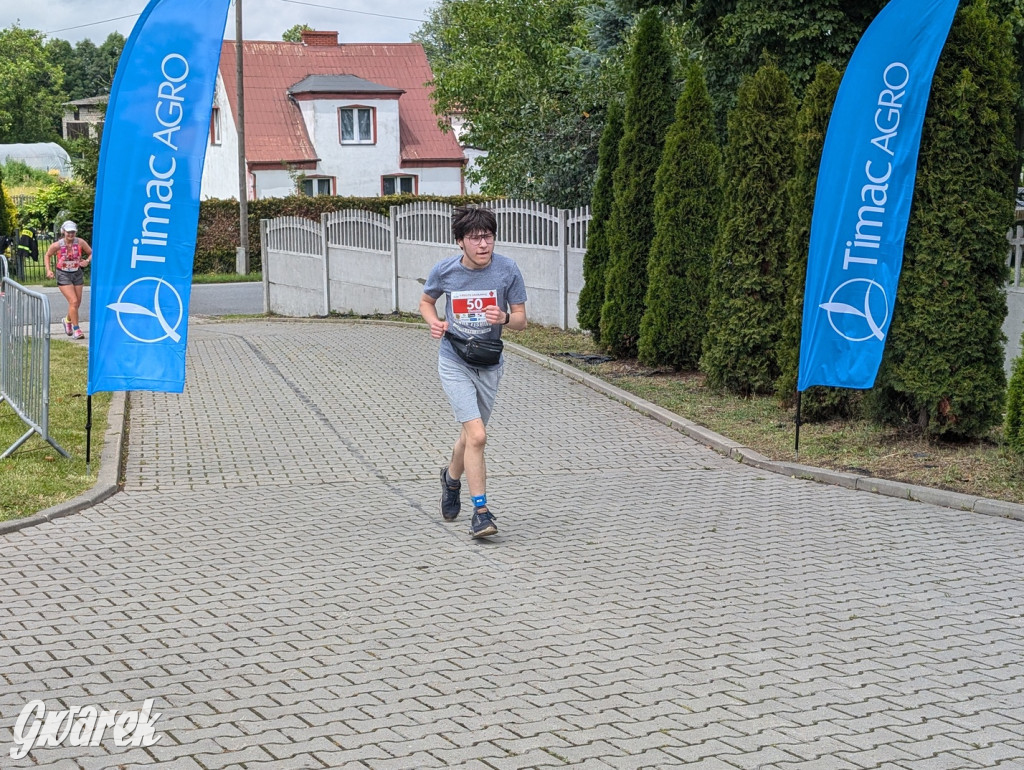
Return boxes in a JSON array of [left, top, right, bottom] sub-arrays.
[[0, 256, 69, 458]]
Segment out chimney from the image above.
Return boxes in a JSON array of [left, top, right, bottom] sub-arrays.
[[301, 30, 339, 46]]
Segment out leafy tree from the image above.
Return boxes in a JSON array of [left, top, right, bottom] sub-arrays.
[[580, 0, 635, 55], [577, 99, 623, 340], [0, 25, 64, 143], [701, 59, 797, 395], [282, 24, 313, 42], [47, 33, 124, 100], [44, 38, 74, 86], [66, 38, 99, 101], [682, 0, 885, 128], [0, 168, 12, 239], [982, 0, 1024, 185], [67, 133, 102, 187], [416, 0, 603, 207], [18, 180, 93, 239], [95, 33, 125, 94], [598, 8, 674, 357], [872, 1, 1018, 438], [638, 62, 720, 369], [775, 62, 856, 418]]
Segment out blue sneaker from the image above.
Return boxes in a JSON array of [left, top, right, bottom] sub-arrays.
[[440, 467, 461, 521], [470, 508, 497, 538]]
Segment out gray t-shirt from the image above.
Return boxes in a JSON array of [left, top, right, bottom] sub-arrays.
[[423, 252, 528, 367]]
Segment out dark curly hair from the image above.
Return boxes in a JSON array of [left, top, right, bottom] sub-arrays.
[[451, 206, 497, 242]]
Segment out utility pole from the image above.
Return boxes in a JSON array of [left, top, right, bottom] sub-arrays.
[[235, 0, 249, 273]]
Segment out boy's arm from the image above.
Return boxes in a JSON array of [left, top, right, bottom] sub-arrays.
[[419, 293, 448, 339], [505, 303, 527, 331]]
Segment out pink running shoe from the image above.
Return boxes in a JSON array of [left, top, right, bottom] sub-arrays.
[[63, 316, 73, 336], [72, 328, 85, 340]]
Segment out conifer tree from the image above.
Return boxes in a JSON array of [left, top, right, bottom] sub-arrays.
[[599, 9, 674, 358], [700, 60, 797, 395], [638, 63, 720, 370], [775, 63, 856, 418], [1005, 341, 1024, 454], [872, 1, 1018, 438], [578, 100, 623, 341]]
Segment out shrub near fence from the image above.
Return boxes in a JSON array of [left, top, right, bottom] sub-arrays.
[[198, 194, 498, 276]]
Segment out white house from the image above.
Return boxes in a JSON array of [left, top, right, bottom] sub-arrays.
[[201, 30, 466, 200]]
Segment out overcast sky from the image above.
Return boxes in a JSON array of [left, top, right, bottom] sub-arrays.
[[6, 0, 437, 46]]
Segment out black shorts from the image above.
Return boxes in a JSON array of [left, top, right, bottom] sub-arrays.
[[56, 269, 84, 286]]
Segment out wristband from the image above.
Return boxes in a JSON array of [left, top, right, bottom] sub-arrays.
[[503, 311, 511, 325]]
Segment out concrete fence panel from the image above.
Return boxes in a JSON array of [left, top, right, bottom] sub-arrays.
[[566, 205, 591, 331], [1003, 225, 1024, 375], [325, 209, 393, 315], [393, 202, 456, 315], [261, 216, 327, 317], [262, 199, 589, 328]]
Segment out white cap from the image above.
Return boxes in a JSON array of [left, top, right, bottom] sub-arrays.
[[61, 220, 77, 233]]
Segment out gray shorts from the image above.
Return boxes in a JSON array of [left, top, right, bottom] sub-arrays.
[[438, 355, 504, 425], [56, 269, 84, 286]]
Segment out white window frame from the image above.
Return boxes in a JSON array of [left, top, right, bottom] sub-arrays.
[[382, 174, 416, 196], [339, 106, 375, 144], [299, 177, 334, 197]]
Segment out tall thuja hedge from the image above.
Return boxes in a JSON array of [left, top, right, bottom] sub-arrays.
[[578, 100, 623, 341], [638, 63, 721, 370], [1006, 338, 1024, 454], [872, 1, 1019, 438], [776, 62, 855, 418], [599, 9, 674, 358], [701, 60, 797, 395]]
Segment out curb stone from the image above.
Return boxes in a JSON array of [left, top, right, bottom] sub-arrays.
[[0, 390, 128, 535]]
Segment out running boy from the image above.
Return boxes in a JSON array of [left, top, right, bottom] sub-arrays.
[[420, 207, 527, 539]]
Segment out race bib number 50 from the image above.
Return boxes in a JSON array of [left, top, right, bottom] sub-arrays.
[[451, 290, 497, 326]]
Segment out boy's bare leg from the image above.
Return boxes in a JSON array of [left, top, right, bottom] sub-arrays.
[[448, 418, 487, 498]]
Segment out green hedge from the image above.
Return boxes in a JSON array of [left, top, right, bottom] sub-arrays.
[[870, 1, 1018, 438], [576, 100, 623, 342], [197, 193, 497, 274], [638, 62, 721, 371], [700, 59, 797, 396], [599, 9, 675, 358]]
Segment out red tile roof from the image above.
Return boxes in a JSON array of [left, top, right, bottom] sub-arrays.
[[218, 39, 464, 167]]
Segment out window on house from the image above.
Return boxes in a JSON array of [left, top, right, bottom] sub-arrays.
[[210, 107, 222, 145], [339, 106, 374, 143], [65, 122, 89, 140], [382, 175, 415, 196], [299, 177, 333, 196]]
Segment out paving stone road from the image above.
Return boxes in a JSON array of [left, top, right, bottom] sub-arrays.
[[2, 319, 1024, 769]]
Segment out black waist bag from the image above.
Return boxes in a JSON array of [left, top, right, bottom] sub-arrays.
[[445, 331, 504, 367]]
